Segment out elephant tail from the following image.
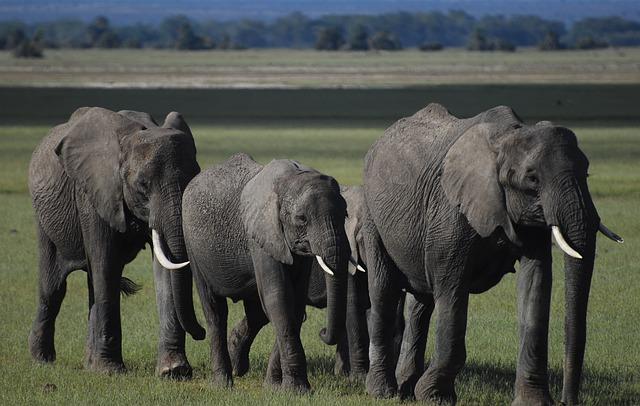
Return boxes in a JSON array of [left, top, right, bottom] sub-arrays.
[[120, 276, 141, 297]]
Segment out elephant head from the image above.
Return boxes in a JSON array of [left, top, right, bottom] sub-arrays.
[[54, 107, 205, 340], [341, 185, 368, 275], [441, 106, 622, 403], [241, 159, 351, 345]]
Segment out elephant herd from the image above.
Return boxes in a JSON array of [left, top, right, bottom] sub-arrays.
[[27, 104, 622, 405]]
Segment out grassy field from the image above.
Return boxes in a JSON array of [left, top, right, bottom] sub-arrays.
[[1, 48, 639, 88], [0, 119, 638, 405]]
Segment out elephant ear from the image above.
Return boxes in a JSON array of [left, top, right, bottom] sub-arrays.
[[344, 213, 359, 275], [441, 123, 520, 245], [241, 160, 294, 265], [118, 110, 158, 128], [54, 107, 143, 233], [162, 111, 193, 136]]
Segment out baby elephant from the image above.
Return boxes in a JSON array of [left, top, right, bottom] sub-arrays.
[[182, 153, 351, 393], [227, 185, 372, 380]]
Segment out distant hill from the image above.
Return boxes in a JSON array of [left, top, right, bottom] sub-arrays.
[[2, 0, 639, 24]]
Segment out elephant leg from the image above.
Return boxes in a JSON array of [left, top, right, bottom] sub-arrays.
[[82, 217, 125, 373], [153, 258, 192, 380], [85, 263, 125, 373], [392, 292, 406, 366], [396, 293, 435, 400], [255, 250, 310, 393], [334, 330, 350, 377], [414, 291, 468, 405], [363, 223, 401, 399], [513, 230, 553, 406], [200, 293, 233, 387], [228, 299, 269, 377], [344, 271, 369, 380], [29, 225, 67, 363], [265, 341, 283, 388]]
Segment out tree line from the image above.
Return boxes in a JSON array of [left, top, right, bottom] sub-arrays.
[[2, 11, 640, 57]]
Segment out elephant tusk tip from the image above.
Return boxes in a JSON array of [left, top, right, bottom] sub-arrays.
[[357, 264, 366, 273], [315, 255, 334, 276]]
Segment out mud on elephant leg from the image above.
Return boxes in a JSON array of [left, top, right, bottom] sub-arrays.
[[154, 259, 192, 380], [396, 293, 435, 400], [228, 299, 269, 377], [29, 227, 67, 363]]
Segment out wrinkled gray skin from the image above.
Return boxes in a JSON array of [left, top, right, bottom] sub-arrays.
[[182, 154, 350, 392], [227, 185, 399, 381], [363, 103, 607, 405], [28, 107, 205, 377]]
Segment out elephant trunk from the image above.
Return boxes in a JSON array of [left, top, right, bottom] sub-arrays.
[[547, 175, 599, 405], [154, 188, 206, 341], [312, 217, 350, 346]]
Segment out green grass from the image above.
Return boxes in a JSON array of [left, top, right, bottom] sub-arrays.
[[1, 48, 639, 87], [0, 121, 639, 404]]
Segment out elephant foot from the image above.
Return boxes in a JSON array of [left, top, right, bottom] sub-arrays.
[[264, 367, 283, 389], [366, 369, 397, 398], [211, 370, 234, 388], [85, 357, 126, 374], [414, 374, 456, 405], [347, 368, 367, 383], [229, 342, 250, 377], [29, 329, 56, 363], [512, 390, 554, 406], [281, 376, 311, 394], [156, 351, 193, 380], [334, 357, 350, 377], [397, 373, 421, 400]]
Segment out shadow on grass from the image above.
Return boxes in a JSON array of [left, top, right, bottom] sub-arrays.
[[458, 360, 640, 404]]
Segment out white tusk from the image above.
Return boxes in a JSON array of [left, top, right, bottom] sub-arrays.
[[551, 226, 583, 259], [315, 255, 334, 276], [357, 264, 366, 273], [152, 229, 190, 270], [599, 223, 624, 244], [348, 256, 366, 273]]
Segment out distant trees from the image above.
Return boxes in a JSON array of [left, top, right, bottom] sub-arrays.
[[315, 27, 344, 50], [1, 12, 640, 53], [466, 29, 515, 51], [369, 31, 402, 50], [538, 31, 564, 51], [347, 24, 369, 50]]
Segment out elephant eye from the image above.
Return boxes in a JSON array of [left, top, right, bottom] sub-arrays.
[[294, 214, 307, 225], [525, 174, 539, 188]]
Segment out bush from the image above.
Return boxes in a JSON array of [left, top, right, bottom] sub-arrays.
[[315, 27, 344, 50], [347, 24, 369, 51], [369, 31, 402, 50], [538, 31, 564, 50], [419, 42, 443, 51], [467, 29, 493, 50], [575, 36, 609, 50], [493, 38, 516, 52], [13, 39, 43, 58]]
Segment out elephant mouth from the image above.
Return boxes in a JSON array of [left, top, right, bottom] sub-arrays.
[[517, 202, 546, 227], [291, 239, 312, 256]]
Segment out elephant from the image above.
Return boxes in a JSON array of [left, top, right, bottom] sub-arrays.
[[361, 103, 623, 404], [28, 107, 206, 377], [181, 153, 351, 392], [227, 185, 378, 381]]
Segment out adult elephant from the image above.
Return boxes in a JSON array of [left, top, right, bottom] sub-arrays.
[[28, 107, 205, 376], [227, 185, 378, 380], [362, 103, 623, 404], [182, 153, 350, 393]]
